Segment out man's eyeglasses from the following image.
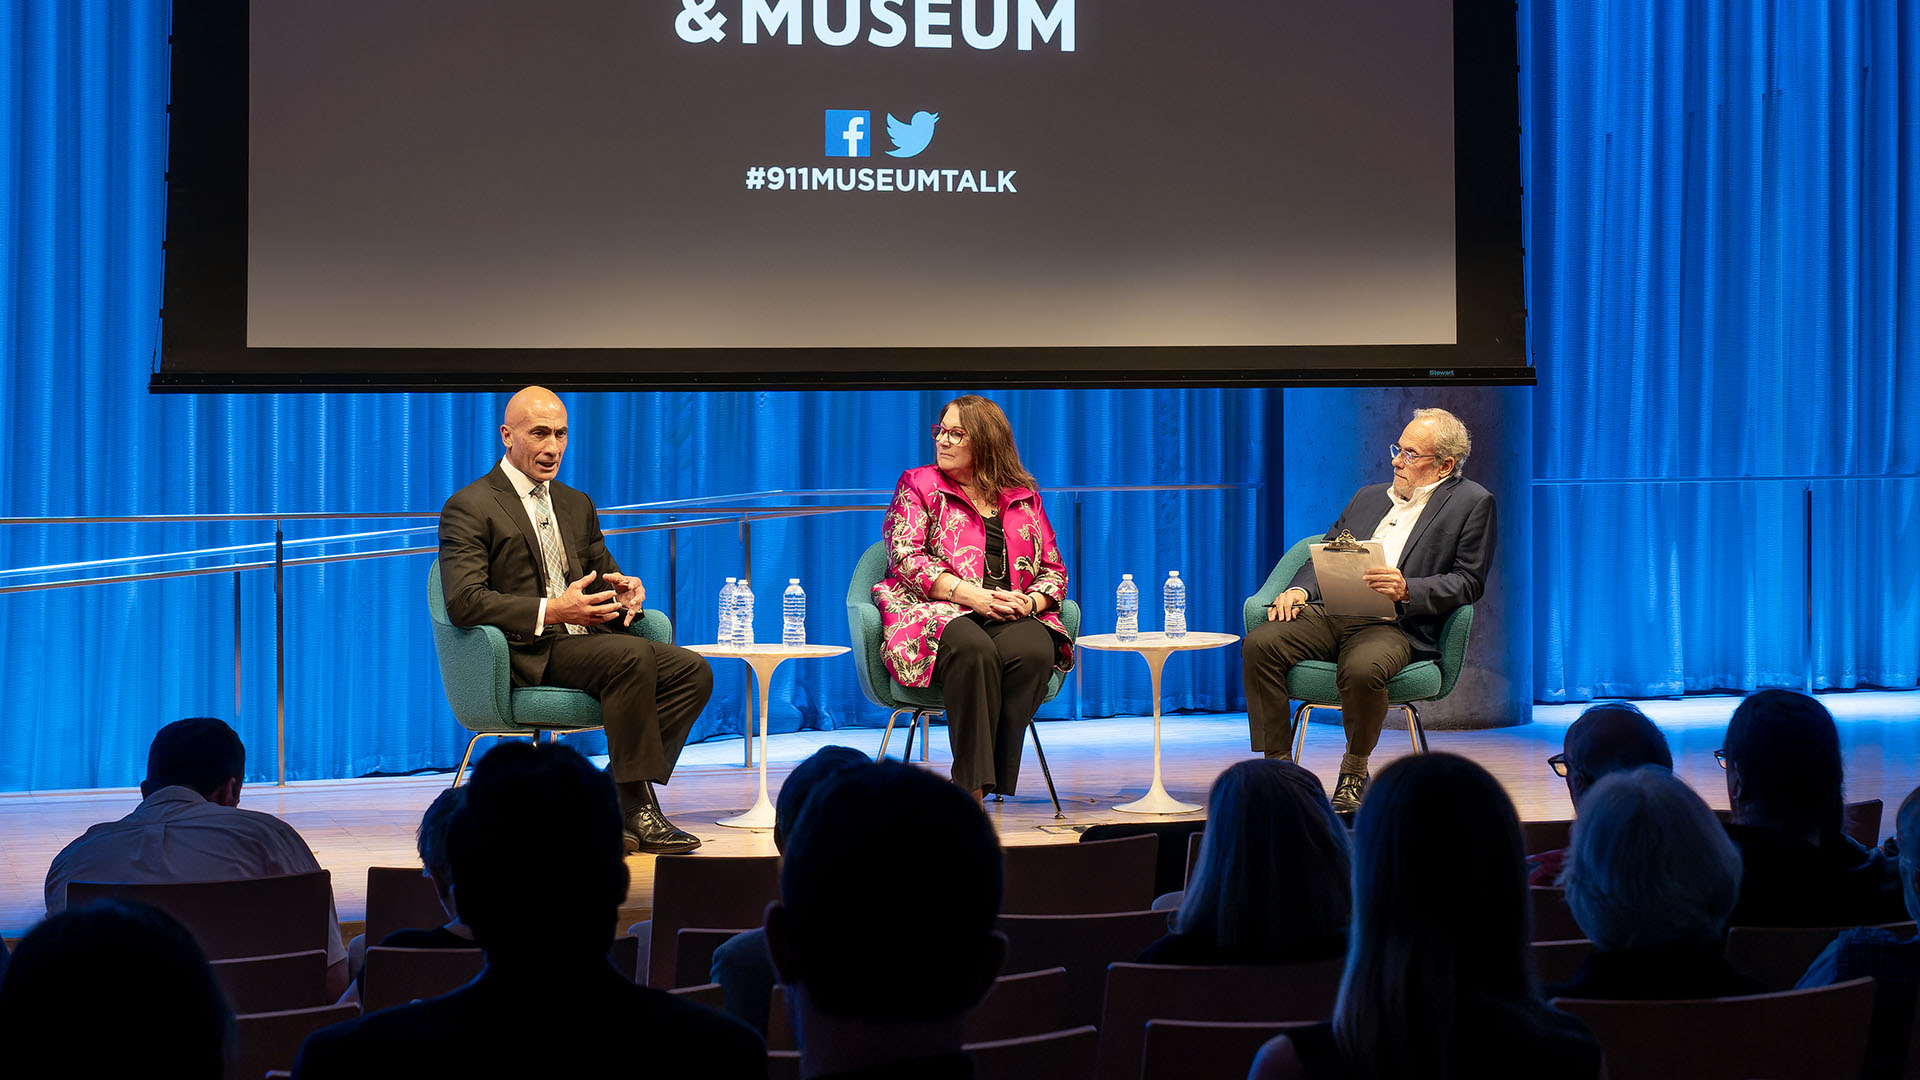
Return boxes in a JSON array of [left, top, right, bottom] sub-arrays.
[[1714, 748, 1729, 769], [931, 424, 970, 446], [1389, 443, 1437, 464], [1547, 753, 1569, 778]]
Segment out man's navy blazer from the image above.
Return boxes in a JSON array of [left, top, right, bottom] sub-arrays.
[[1287, 473, 1496, 660]]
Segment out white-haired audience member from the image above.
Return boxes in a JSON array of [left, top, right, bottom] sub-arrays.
[[1138, 759, 1350, 966], [1545, 766, 1764, 1000], [1795, 784, 1920, 1080], [1250, 753, 1600, 1080]]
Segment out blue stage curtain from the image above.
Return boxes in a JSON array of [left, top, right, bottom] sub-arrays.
[[0, 2, 1269, 789], [1528, 0, 1920, 700]]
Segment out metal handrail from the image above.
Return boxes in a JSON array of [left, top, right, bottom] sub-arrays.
[[0, 482, 1257, 784]]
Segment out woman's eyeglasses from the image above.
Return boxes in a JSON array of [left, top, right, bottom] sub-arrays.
[[931, 424, 970, 446]]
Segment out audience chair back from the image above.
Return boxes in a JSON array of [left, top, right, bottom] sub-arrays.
[[209, 949, 331, 1014], [1725, 922, 1917, 992], [1242, 535, 1473, 760], [1094, 959, 1345, 1080], [646, 854, 781, 987], [1530, 885, 1584, 942], [1551, 976, 1878, 1080], [428, 558, 676, 784], [1906, 982, 1920, 1080], [1844, 798, 1885, 847], [67, 871, 334, 961], [1184, 831, 1203, 889], [666, 982, 726, 1009], [970, 1025, 1099, 1080], [1521, 818, 1573, 857], [764, 966, 1074, 1052], [227, 1002, 360, 1080], [1001, 834, 1158, 915], [998, 909, 1171, 1028], [359, 946, 485, 1013], [1142, 1019, 1325, 1080], [1531, 938, 1596, 988], [673, 927, 750, 988], [363, 866, 449, 946]]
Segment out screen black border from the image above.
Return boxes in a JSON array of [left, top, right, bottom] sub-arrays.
[[155, 0, 1529, 392]]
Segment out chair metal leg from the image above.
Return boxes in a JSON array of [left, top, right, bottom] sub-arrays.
[[1291, 702, 1314, 762], [1026, 722, 1064, 819], [921, 710, 935, 763], [453, 731, 534, 788], [1404, 703, 1429, 753], [901, 710, 919, 763], [878, 708, 910, 761]]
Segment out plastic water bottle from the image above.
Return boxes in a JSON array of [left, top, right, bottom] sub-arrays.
[[782, 579, 806, 647], [736, 579, 756, 647], [1115, 574, 1139, 641], [719, 577, 738, 646], [1163, 571, 1187, 639]]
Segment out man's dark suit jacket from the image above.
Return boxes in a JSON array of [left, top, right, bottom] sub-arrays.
[[438, 464, 624, 687], [1287, 474, 1496, 659]]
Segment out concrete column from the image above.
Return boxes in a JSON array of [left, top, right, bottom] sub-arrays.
[[1276, 386, 1533, 730]]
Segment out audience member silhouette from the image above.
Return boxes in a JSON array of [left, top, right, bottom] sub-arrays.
[[1795, 783, 1920, 1079], [711, 744, 870, 1035], [0, 899, 232, 1079], [1721, 689, 1905, 926], [1547, 766, 1762, 1000], [292, 741, 763, 1078], [1250, 753, 1601, 1080], [765, 759, 1004, 1079], [42, 716, 348, 996], [342, 785, 470, 1005], [1529, 702, 1672, 885], [1138, 759, 1350, 965]]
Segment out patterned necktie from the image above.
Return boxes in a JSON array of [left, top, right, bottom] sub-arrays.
[[530, 483, 584, 635]]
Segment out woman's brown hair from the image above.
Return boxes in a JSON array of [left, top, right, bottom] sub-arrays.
[[943, 395, 1038, 504]]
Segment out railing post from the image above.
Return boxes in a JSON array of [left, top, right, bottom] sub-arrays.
[[233, 571, 243, 724], [275, 524, 286, 787], [1073, 496, 1083, 722]]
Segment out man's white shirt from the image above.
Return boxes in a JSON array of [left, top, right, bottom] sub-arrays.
[[43, 784, 347, 966], [1370, 476, 1446, 570]]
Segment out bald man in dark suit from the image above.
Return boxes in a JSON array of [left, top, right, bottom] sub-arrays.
[[438, 387, 711, 853]]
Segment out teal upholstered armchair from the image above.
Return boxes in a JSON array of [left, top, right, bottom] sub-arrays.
[[1242, 536, 1474, 762], [845, 540, 1081, 817], [428, 558, 676, 785]]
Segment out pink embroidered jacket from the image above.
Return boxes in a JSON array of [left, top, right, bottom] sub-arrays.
[[874, 466, 1074, 688]]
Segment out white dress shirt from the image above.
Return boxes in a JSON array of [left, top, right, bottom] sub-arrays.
[[499, 455, 569, 637], [1369, 476, 1446, 569], [43, 785, 347, 966]]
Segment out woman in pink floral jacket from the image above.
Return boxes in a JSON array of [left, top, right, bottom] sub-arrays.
[[874, 395, 1073, 798]]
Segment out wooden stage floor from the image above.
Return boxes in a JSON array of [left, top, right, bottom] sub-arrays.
[[5, 692, 1919, 941]]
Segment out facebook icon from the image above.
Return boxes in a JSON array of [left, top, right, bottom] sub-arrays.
[[824, 109, 871, 158]]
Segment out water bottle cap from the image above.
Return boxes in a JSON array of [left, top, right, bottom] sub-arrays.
[[1122, 573, 1132, 580], [1169, 570, 1180, 577], [789, 578, 799, 584], [726, 577, 736, 583]]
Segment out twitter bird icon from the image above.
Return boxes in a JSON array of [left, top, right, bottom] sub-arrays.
[[885, 111, 940, 158]]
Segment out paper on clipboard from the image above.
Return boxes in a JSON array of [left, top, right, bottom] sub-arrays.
[[1309, 541, 1398, 618]]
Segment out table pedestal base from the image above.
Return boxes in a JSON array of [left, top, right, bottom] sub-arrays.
[[1114, 781, 1202, 815]]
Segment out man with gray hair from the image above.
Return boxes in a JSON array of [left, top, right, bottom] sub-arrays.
[[1241, 408, 1496, 811]]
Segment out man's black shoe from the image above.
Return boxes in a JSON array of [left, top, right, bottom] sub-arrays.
[[624, 804, 702, 855], [1331, 771, 1368, 814]]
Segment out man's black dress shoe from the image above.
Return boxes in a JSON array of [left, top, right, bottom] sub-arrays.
[[624, 803, 702, 855], [1331, 771, 1368, 814]]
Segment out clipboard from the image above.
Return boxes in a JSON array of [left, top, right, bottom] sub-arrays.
[[1309, 532, 1397, 618]]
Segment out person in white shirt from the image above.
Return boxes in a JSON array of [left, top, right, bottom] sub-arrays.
[[1240, 409, 1497, 812], [42, 716, 350, 997]]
